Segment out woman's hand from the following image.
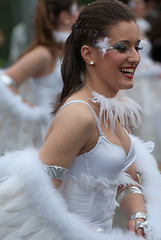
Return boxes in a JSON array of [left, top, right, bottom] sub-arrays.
[[128, 218, 145, 237]]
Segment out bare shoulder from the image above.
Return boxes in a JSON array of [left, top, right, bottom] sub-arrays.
[[46, 101, 97, 140], [41, 101, 98, 167], [57, 101, 96, 127], [31, 46, 52, 63]]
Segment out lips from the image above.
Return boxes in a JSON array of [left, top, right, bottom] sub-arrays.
[[120, 67, 136, 79]]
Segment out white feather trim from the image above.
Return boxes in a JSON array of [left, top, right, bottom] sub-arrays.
[[89, 90, 142, 129], [0, 149, 143, 240], [95, 37, 112, 57], [131, 135, 161, 240], [0, 80, 51, 153]]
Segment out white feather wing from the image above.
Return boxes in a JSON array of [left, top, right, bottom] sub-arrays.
[[0, 175, 63, 240], [0, 149, 143, 240]]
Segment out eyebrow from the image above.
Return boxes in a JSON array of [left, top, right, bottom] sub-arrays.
[[113, 40, 141, 45]]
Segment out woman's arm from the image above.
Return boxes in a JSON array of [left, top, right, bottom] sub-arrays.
[[5, 46, 52, 86], [1, 46, 53, 107], [117, 163, 146, 237], [39, 103, 96, 187]]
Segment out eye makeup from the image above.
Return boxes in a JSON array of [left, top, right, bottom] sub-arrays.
[[111, 40, 143, 54], [95, 37, 143, 57]]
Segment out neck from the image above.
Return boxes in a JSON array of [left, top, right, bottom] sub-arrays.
[[84, 83, 118, 98]]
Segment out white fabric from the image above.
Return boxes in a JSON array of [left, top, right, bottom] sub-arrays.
[[0, 80, 50, 154], [0, 135, 161, 239], [0, 60, 63, 154], [29, 58, 63, 108]]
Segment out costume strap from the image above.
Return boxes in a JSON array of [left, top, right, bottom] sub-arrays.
[[58, 100, 103, 136]]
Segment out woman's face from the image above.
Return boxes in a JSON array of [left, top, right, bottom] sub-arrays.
[[93, 21, 141, 96]]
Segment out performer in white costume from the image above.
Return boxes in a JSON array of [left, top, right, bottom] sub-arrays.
[[0, 1, 161, 239], [0, 0, 79, 154]]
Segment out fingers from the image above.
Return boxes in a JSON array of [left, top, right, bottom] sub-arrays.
[[128, 220, 145, 237], [136, 227, 144, 237]]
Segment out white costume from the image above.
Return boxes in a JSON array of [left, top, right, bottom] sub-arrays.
[[0, 92, 161, 240], [0, 58, 63, 154]]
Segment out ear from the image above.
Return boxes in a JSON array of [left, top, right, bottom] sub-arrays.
[[81, 45, 95, 64]]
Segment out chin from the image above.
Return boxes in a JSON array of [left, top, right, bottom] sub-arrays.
[[120, 82, 134, 90], [126, 79, 134, 89]]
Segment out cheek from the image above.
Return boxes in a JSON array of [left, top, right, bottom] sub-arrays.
[[105, 52, 126, 69]]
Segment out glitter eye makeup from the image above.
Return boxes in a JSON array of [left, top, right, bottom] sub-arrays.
[[95, 37, 143, 57], [111, 40, 143, 54], [111, 42, 130, 53]]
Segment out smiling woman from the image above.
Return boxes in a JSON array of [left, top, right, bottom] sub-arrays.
[[89, 20, 141, 93], [0, 1, 161, 240]]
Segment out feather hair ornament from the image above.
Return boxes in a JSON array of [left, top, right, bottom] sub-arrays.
[[85, 84, 142, 129], [95, 37, 113, 57]]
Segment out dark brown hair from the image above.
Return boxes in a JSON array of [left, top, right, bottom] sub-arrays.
[[21, 0, 75, 58], [53, 0, 136, 114]]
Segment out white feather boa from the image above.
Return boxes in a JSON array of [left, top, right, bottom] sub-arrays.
[[87, 88, 142, 129], [0, 135, 161, 239], [0, 80, 51, 154]]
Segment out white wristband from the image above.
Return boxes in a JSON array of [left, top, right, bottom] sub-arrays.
[[1, 74, 18, 89], [131, 212, 147, 221]]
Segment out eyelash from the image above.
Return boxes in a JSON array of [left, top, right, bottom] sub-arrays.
[[135, 46, 143, 52]]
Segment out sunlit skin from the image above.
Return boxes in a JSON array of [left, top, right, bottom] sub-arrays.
[[85, 21, 141, 98]]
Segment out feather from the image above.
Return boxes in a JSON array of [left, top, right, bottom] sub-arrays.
[[27, 227, 62, 240], [131, 135, 161, 240], [89, 90, 142, 130], [0, 147, 160, 240], [0, 176, 23, 200], [4, 194, 31, 212], [18, 215, 44, 236], [95, 37, 112, 57]]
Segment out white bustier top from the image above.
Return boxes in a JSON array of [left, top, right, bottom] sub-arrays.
[[30, 58, 63, 110], [59, 101, 136, 232]]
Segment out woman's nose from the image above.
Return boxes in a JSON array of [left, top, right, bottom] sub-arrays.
[[127, 48, 140, 66]]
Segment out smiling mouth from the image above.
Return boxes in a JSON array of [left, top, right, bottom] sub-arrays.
[[120, 67, 135, 79]]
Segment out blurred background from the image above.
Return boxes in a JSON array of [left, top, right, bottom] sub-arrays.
[[0, 0, 94, 68]]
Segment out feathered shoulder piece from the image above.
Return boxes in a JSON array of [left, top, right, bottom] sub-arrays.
[[88, 89, 142, 129]]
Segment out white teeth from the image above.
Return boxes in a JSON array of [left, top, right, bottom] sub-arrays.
[[120, 68, 134, 74]]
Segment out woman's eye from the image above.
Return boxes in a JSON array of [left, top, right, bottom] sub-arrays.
[[112, 43, 129, 53]]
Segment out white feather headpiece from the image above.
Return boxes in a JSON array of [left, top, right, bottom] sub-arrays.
[[95, 37, 112, 57], [88, 89, 142, 129]]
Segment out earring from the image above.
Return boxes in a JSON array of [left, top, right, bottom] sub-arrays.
[[90, 61, 94, 65]]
